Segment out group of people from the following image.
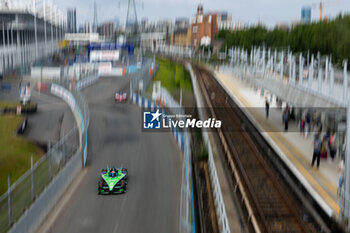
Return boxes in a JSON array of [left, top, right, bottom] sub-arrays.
[[265, 97, 345, 195], [311, 130, 337, 168], [265, 98, 295, 132], [263, 97, 345, 198]]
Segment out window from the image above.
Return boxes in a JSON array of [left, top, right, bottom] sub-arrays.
[[192, 26, 198, 33], [208, 15, 212, 23], [192, 17, 196, 24], [197, 15, 203, 23]]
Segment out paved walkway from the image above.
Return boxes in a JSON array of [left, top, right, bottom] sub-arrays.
[[214, 69, 341, 216]]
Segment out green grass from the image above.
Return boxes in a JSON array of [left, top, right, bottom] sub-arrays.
[[0, 101, 36, 109], [152, 57, 193, 95], [0, 115, 43, 195]]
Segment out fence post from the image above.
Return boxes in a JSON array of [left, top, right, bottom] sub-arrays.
[[8, 175, 12, 227], [308, 55, 314, 89], [330, 64, 334, 96], [325, 56, 329, 82], [292, 57, 296, 84], [48, 141, 52, 180], [280, 52, 284, 82], [344, 60, 348, 101], [318, 69, 322, 92], [31, 155, 35, 201], [299, 54, 303, 86], [289, 53, 292, 82]]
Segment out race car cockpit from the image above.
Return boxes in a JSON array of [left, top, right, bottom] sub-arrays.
[[110, 167, 118, 177]]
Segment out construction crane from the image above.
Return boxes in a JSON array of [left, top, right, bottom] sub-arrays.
[[312, 0, 340, 21]]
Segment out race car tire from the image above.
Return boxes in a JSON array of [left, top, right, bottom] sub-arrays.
[[121, 180, 126, 192]]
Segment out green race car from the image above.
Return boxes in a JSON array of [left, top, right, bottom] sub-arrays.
[[98, 166, 128, 194]]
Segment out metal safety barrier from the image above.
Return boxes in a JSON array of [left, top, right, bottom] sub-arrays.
[[2, 68, 93, 233]]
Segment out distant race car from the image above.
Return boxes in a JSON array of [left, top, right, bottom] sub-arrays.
[[98, 166, 128, 194], [115, 91, 127, 102]]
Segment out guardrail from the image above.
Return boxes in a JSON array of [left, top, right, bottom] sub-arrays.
[[2, 66, 94, 233], [8, 135, 81, 233], [0, 124, 79, 233], [185, 62, 231, 233]]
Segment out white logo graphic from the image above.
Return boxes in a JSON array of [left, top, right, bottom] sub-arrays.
[[143, 109, 162, 129]]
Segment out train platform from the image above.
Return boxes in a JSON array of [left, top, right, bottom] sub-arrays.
[[213, 67, 341, 217]]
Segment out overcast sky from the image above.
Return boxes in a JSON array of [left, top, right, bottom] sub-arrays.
[[54, 0, 350, 27]]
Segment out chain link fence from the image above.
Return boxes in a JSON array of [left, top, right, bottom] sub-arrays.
[[129, 58, 157, 94], [0, 63, 95, 233], [0, 126, 78, 233]]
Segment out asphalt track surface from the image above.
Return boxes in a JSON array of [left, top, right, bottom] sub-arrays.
[[42, 76, 181, 233], [24, 89, 75, 144]]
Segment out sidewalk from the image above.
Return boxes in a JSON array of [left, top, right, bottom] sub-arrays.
[[214, 69, 341, 216]]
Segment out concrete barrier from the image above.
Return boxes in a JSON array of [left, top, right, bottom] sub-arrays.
[[185, 63, 231, 233]]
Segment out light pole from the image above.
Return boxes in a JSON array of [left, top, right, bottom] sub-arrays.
[[33, 0, 38, 59], [43, 0, 47, 55]]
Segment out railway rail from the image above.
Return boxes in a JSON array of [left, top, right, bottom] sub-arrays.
[[192, 64, 323, 233]]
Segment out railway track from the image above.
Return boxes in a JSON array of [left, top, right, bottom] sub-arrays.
[[192, 64, 320, 233]]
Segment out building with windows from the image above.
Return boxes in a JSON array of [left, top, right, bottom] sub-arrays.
[[175, 17, 189, 30], [141, 32, 166, 52], [190, 5, 217, 50], [301, 6, 311, 23], [0, 3, 65, 75], [67, 8, 76, 33], [98, 21, 115, 39], [171, 27, 191, 47]]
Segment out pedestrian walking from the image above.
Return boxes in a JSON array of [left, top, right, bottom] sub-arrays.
[[265, 98, 270, 119], [329, 131, 337, 161], [311, 133, 322, 168], [305, 112, 311, 137], [283, 106, 289, 131], [337, 159, 345, 198], [320, 137, 328, 159], [300, 116, 305, 135]]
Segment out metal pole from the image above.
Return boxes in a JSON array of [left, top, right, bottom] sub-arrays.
[[280, 52, 284, 82], [43, 0, 47, 55], [33, 0, 38, 59], [330, 64, 334, 96], [16, 15, 20, 67], [55, 8, 58, 42], [180, 88, 182, 107], [262, 47, 266, 77], [308, 55, 314, 89], [325, 56, 329, 82], [48, 141, 52, 179], [31, 155, 35, 201], [8, 175, 12, 227], [50, 6, 53, 52], [299, 53, 304, 85], [344, 102, 350, 219], [289, 53, 292, 82], [344, 60, 348, 101], [318, 68, 322, 92], [292, 57, 296, 84]]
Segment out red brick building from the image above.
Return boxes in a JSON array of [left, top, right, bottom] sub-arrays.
[[191, 5, 218, 51]]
